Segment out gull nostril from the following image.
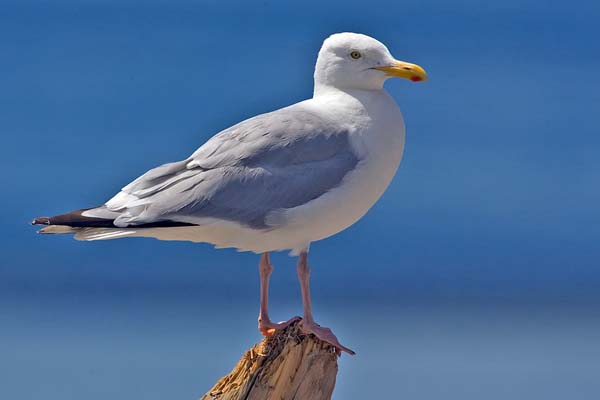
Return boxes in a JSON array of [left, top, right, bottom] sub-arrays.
[[402, 67, 412, 71]]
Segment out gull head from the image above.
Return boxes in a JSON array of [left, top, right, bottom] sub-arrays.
[[314, 32, 427, 94]]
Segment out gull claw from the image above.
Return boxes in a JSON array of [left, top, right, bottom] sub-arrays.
[[300, 320, 355, 356], [258, 316, 301, 336]]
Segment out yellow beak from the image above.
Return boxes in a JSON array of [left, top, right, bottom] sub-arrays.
[[373, 60, 428, 82]]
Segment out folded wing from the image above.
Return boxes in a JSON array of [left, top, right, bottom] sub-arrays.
[[87, 106, 360, 229]]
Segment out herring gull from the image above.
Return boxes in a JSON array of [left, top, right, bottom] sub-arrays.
[[32, 32, 428, 354]]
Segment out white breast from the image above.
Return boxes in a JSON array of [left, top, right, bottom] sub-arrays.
[[264, 89, 406, 252]]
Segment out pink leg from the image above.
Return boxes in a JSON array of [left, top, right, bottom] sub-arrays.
[[297, 251, 355, 355], [258, 252, 300, 336]]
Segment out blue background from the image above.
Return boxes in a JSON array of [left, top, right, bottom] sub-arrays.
[[2, 0, 599, 399]]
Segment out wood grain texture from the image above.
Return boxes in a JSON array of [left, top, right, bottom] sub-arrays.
[[200, 321, 339, 400]]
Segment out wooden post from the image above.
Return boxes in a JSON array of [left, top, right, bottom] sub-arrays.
[[200, 321, 339, 400]]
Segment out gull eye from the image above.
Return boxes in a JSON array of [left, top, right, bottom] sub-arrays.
[[350, 51, 362, 60]]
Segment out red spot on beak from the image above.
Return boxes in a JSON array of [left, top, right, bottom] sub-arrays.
[[410, 76, 423, 82]]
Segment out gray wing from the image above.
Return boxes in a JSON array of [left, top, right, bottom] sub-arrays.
[[103, 106, 359, 229]]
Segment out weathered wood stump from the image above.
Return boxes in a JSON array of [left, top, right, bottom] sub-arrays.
[[200, 321, 339, 400]]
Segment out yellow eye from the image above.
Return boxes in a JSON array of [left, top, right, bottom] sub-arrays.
[[350, 51, 362, 60]]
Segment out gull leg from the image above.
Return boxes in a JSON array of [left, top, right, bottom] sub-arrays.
[[257, 252, 300, 336], [297, 251, 355, 355]]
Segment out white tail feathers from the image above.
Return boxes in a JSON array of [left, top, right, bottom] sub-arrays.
[[37, 225, 137, 241]]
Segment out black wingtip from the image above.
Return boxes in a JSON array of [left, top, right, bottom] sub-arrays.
[[31, 217, 50, 226]]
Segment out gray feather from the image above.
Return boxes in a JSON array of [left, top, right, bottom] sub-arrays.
[[107, 106, 360, 229]]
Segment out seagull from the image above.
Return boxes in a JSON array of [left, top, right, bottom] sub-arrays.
[[32, 32, 427, 355]]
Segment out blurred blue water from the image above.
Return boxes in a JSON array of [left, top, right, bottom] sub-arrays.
[[1, 0, 600, 399], [2, 298, 599, 399]]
